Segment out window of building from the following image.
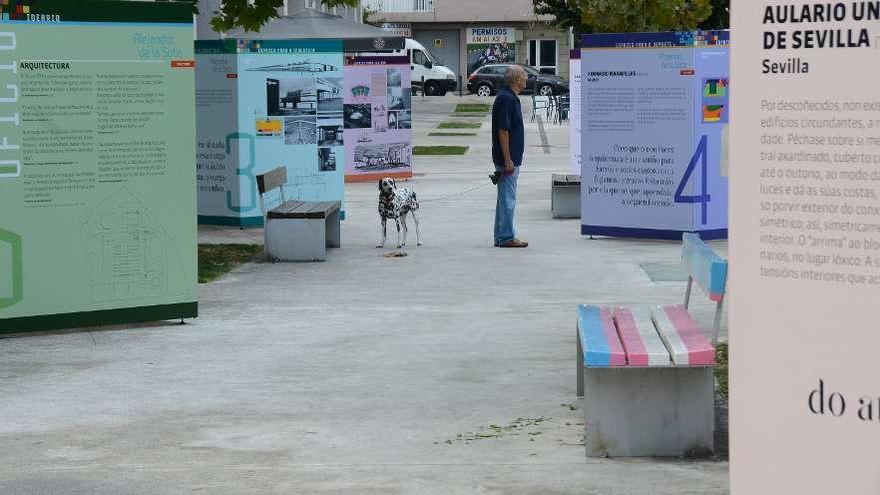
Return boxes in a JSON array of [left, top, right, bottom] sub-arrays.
[[528, 39, 558, 75]]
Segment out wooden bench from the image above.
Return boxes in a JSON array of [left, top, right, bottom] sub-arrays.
[[257, 167, 341, 262], [575, 233, 728, 457], [551, 174, 580, 219]]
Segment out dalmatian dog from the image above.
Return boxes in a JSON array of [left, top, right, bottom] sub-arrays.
[[377, 177, 421, 248]]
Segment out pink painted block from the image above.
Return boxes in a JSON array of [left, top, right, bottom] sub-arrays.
[[612, 308, 648, 366], [663, 305, 716, 365], [600, 307, 628, 366]]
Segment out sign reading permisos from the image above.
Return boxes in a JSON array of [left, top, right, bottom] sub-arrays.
[[0, 0, 197, 333], [466, 27, 515, 44]]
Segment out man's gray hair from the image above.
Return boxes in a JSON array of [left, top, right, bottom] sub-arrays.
[[505, 65, 527, 86]]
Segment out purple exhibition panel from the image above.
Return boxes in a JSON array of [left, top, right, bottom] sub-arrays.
[[343, 56, 412, 183], [570, 49, 581, 175], [580, 31, 729, 240]]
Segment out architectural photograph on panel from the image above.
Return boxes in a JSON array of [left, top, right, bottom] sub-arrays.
[[318, 146, 337, 172], [284, 115, 318, 145], [352, 142, 411, 172], [318, 120, 344, 146], [317, 76, 344, 113], [387, 110, 411, 130], [268, 78, 318, 117], [343, 103, 372, 128]]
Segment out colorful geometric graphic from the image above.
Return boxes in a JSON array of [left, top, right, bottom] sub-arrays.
[[703, 78, 728, 98], [351, 85, 370, 98], [701, 77, 729, 124], [703, 104, 725, 123]]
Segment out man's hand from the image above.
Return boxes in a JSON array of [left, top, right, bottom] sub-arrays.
[[504, 159, 515, 174]]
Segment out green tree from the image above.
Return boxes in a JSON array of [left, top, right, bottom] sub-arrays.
[[582, 0, 713, 33], [532, 0, 593, 36], [698, 0, 729, 29], [187, 0, 360, 33], [362, 5, 384, 27]]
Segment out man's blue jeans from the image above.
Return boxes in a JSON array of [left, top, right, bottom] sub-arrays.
[[494, 166, 519, 246]]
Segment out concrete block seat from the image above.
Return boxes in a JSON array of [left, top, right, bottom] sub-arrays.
[[575, 233, 728, 457], [551, 174, 580, 219], [257, 167, 341, 262]]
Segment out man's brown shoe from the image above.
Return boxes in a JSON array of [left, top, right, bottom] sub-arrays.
[[499, 238, 528, 248]]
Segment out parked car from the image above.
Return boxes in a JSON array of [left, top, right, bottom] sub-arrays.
[[467, 64, 568, 97]]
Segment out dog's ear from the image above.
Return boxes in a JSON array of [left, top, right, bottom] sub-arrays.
[[378, 179, 383, 191], [390, 178, 396, 189]]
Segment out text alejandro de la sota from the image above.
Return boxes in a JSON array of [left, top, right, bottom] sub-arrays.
[[762, 2, 880, 74]]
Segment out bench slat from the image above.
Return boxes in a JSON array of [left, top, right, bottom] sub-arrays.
[[289, 201, 315, 215], [552, 174, 581, 186], [268, 200, 340, 219], [272, 200, 298, 214], [578, 305, 627, 367], [613, 307, 671, 367], [651, 305, 715, 366], [681, 232, 728, 302]]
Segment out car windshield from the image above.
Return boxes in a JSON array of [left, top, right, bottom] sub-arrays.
[[422, 48, 439, 64]]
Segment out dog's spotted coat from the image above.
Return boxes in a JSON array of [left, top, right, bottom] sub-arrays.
[[377, 178, 421, 248]]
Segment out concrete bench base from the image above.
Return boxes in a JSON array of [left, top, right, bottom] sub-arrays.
[[582, 366, 714, 457], [265, 210, 340, 262], [552, 174, 581, 219]]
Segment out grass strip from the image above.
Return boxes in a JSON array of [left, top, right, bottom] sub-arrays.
[[454, 103, 490, 113], [413, 146, 469, 156], [714, 342, 728, 398], [438, 122, 481, 129], [198, 244, 263, 283]]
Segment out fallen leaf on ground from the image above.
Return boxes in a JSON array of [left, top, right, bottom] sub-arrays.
[[382, 252, 408, 258]]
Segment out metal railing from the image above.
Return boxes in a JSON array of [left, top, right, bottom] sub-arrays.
[[362, 0, 434, 13]]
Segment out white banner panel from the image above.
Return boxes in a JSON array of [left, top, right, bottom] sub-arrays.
[[731, 1, 880, 492]]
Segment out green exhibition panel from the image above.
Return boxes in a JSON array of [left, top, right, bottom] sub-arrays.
[[0, 1, 197, 333]]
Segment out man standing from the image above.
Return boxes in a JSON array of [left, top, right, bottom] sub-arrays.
[[492, 65, 528, 248]]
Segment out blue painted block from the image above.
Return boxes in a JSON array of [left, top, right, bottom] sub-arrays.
[[681, 232, 728, 300], [577, 305, 626, 367]]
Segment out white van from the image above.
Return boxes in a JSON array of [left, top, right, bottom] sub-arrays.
[[360, 38, 457, 96]]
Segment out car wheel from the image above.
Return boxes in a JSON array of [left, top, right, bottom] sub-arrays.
[[477, 84, 492, 97], [538, 84, 554, 97], [424, 81, 440, 96], [438, 88, 448, 96]]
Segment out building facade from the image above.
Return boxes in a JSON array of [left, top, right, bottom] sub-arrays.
[[196, 0, 364, 40], [363, 0, 571, 81]]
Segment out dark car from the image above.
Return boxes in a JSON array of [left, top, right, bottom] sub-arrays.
[[467, 64, 568, 97]]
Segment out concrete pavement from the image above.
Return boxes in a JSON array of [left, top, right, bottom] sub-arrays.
[[0, 94, 729, 494]]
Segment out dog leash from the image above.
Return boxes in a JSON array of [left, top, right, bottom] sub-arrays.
[[419, 181, 492, 203]]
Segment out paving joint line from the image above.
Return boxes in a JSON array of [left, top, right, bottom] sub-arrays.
[[536, 115, 551, 155]]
